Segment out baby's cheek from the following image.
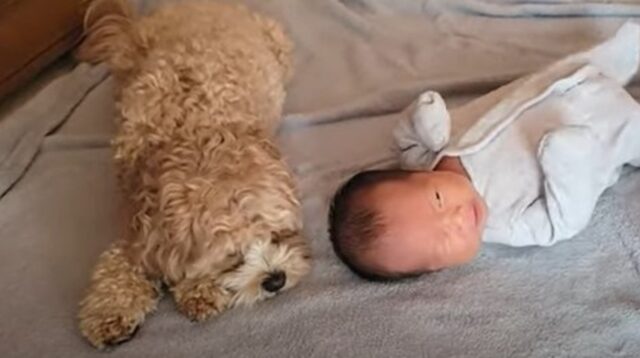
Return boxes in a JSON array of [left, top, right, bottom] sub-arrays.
[[461, 233, 481, 262], [443, 232, 479, 267], [430, 232, 456, 264]]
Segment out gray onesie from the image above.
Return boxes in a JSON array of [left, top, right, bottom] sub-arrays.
[[394, 22, 640, 247]]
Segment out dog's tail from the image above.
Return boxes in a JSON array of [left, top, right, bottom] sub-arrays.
[[76, 0, 148, 76]]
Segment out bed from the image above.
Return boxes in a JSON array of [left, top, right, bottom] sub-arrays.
[[1, 1, 640, 357]]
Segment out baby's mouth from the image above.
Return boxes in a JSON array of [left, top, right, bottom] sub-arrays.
[[471, 198, 481, 229], [471, 196, 487, 233]]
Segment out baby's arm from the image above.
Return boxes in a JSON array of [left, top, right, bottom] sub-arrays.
[[394, 91, 450, 169], [484, 198, 554, 247], [538, 125, 605, 242], [487, 126, 602, 247]]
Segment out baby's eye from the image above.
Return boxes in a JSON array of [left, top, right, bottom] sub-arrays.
[[435, 191, 443, 207]]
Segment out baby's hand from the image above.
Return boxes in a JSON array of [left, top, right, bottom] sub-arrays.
[[411, 91, 451, 152], [393, 91, 452, 169]]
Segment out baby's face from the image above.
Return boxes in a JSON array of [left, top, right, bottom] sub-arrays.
[[365, 171, 487, 274]]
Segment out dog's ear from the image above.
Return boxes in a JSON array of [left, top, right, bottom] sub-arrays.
[[270, 229, 298, 245], [156, 172, 237, 282], [157, 180, 195, 281], [254, 14, 294, 84], [76, 0, 149, 77]]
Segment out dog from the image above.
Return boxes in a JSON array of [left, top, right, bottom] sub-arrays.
[[76, 0, 311, 349]]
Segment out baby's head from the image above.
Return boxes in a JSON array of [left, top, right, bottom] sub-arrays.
[[328, 169, 487, 281]]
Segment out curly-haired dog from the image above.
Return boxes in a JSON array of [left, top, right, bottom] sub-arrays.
[[76, 0, 311, 349]]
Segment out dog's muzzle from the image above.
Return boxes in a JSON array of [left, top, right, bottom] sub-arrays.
[[261, 271, 286, 292]]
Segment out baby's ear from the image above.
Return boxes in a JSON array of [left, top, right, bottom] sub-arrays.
[[411, 91, 451, 151]]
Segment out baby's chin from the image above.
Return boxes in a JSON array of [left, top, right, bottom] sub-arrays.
[[428, 237, 481, 271]]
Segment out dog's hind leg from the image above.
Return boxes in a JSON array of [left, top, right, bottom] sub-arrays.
[[78, 243, 161, 349], [171, 276, 232, 322]]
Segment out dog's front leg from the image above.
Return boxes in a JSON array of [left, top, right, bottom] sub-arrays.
[[171, 276, 232, 322], [78, 243, 161, 349]]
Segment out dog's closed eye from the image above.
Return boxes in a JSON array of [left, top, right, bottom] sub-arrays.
[[270, 229, 298, 245], [220, 253, 245, 274]]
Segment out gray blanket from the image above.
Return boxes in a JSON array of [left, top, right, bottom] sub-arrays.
[[1, 1, 640, 357]]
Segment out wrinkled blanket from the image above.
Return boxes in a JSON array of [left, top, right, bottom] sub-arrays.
[[1, 1, 640, 357]]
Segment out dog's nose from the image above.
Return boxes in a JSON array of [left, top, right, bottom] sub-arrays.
[[262, 271, 286, 292]]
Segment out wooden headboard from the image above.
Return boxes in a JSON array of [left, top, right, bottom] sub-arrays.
[[0, 0, 86, 99]]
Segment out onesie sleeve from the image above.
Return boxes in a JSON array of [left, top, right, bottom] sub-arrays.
[[487, 125, 604, 246], [537, 125, 606, 242]]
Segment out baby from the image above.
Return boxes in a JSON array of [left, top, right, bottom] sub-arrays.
[[328, 22, 640, 281], [329, 157, 487, 280]]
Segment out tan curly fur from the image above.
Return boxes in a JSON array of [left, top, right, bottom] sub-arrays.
[[76, 0, 311, 349]]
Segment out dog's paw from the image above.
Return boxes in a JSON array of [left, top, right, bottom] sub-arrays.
[[179, 294, 228, 322], [79, 310, 144, 349], [77, 244, 160, 349], [173, 280, 231, 322]]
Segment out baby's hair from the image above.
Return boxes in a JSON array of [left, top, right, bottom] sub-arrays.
[[328, 169, 423, 282]]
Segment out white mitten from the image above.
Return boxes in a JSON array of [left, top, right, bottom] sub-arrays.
[[394, 91, 451, 169], [412, 91, 451, 152]]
